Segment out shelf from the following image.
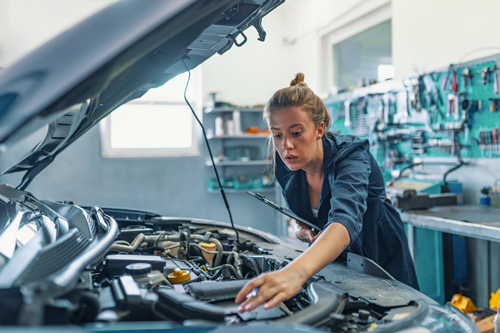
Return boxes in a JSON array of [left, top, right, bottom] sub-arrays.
[[207, 134, 269, 139], [206, 160, 271, 166], [204, 107, 263, 113], [207, 187, 275, 194]]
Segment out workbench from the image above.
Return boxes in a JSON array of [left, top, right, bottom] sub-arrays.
[[400, 205, 500, 307], [400, 205, 500, 259]]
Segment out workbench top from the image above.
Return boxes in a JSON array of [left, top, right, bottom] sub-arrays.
[[400, 205, 500, 242]]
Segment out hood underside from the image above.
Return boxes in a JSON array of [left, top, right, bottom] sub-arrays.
[[0, 0, 284, 189]]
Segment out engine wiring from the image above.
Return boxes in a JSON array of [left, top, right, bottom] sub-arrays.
[[181, 56, 240, 244]]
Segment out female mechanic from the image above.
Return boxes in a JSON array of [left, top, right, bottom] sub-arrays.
[[235, 73, 418, 313]]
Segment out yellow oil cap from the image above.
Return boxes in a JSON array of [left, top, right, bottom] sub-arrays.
[[200, 242, 217, 250], [167, 268, 191, 284]]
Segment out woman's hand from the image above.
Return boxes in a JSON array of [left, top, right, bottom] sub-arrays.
[[294, 220, 323, 243], [234, 266, 308, 312], [235, 223, 350, 313]]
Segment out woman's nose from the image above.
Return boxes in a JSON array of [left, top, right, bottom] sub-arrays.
[[282, 135, 293, 149]]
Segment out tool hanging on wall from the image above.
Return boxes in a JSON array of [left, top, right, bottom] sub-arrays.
[[493, 64, 499, 94], [442, 65, 457, 92], [489, 98, 500, 112], [344, 99, 352, 128], [452, 70, 458, 93], [447, 94, 459, 120], [480, 67, 492, 85], [326, 53, 500, 161], [376, 94, 386, 131], [463, 68, 473, 88]]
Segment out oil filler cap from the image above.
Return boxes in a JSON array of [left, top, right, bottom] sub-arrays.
[[125, 263, 152, 276], [167, 268, 191, 284]]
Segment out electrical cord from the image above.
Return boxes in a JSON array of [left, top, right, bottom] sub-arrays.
[[458, 46, 500, 64], [181, 56, 240, 244], [443, 135, 467, 185]]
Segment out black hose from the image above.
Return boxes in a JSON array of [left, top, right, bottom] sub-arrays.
[[240, 254, 261, 275], [443, 161, 465, 185], [443, 135, 467, 185], [397, 162, 423, 180], [208, 264, 243, 280], [209, 266, 224, 280]]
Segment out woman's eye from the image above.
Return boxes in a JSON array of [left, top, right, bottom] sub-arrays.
[[292, 131, 302, 136], [273, 134, 282, 139]]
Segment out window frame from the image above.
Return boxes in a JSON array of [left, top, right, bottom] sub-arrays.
[[99, 68, 202, 158]]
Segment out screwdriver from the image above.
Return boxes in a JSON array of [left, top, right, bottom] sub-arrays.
[[494, 65, 499, 94], [494, 128, 498, 155]]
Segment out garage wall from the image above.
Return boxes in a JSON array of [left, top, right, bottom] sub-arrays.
[[392, 0, 500, 77]]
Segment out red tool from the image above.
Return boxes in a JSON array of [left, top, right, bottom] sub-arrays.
[[493, 128, 498, 144], [452, 71, 457, 92]]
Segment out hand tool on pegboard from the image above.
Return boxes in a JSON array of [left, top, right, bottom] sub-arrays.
[[480, 67, 492, 85], [463, 68, 473, 88], [442, 65, 454, 90], [494, 63, 499, 94], [493, 128, 498, 154], [489, 98, 500, 112]]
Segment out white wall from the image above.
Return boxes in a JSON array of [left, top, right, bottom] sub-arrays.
[[200, 4, 290, 107], [271, 0, 391, 96], [392, 0, 500, 77]]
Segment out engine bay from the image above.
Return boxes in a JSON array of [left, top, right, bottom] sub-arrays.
[[0, 185, 467, 332], [82, 218, 425, 332]]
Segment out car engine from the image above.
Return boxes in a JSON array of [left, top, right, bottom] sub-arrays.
[[0, 184, 475, 332]]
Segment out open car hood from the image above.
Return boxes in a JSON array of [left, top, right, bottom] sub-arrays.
[[0, 0, 284, 189]]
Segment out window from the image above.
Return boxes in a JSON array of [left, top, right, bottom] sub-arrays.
[[100, 69, 201, 158], [333, 20, 392, 92]]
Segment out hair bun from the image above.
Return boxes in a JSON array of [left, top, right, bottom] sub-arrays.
[[290, 73, 307, 87]]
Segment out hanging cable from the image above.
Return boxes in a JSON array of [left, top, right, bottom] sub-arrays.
[[181, 56, 240, 244]]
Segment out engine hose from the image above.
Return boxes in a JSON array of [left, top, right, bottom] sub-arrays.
[[208, 264, 243, 280], [109, 233, 145, 252], [191, 235, 223, 267], [76, 291, 100, 324], [144, 234, 180, 243], [240, 254, 261, 275], [227, 251, 243, 278], [191, 266, 210, 281], [208, 266, 224, 280]]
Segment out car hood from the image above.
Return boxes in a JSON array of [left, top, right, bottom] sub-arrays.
[[0, 0, 284, 189]]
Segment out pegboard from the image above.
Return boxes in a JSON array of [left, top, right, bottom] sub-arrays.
[[324, 54, 500, 178]]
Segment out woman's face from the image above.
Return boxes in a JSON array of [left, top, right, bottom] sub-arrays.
[[269, 106, 324, 171]]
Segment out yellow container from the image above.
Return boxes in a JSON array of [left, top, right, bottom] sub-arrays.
[[490, 288, 500, 309], [200, 242, 217, 266], [450, 294, 478, 313]]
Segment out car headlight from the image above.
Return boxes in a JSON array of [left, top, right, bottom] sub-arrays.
[[418, 303, 480, 333]]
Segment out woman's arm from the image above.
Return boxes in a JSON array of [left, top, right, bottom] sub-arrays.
[[234, 222, 350, 312]]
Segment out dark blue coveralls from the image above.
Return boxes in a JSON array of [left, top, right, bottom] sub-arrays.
[[275, 133, 419, 290]]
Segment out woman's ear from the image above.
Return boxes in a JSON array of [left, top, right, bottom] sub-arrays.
[[316, 122, 324, 140]]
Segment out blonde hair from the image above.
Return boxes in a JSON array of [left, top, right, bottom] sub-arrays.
[[264, 73, 332, 172]]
